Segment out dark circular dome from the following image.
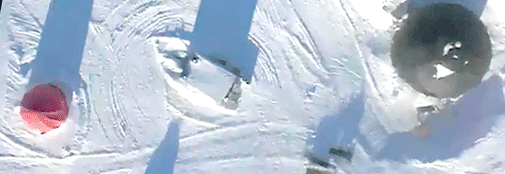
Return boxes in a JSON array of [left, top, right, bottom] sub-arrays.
[[391, 2, 492, 98]]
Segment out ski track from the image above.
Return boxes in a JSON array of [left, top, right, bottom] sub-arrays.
[[2, 0, 505, 173], [109, 0, 285, 94], [249, 34, 282, 88], [291, 6, 326, 72], [1, 0, 46, 159], [178, 120, 260, 142], [176, 124, 305, 166], [0, 130, 45, 157], [163, 99, 221, 128], [109, 80, 128, 141], [1, 0, 120, 164], [16, 0, 43, 28]]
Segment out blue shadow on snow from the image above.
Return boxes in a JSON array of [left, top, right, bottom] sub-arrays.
[[307, 89, 368, 164], [186, 0, 259, 84], [376, 75, 505, 162], [307, 75, 505, 164], [145, 1, 259, 172], [145, 120, 180, 174], [27, 0, 92, 103]]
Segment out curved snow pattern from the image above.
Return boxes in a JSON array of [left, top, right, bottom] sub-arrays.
[[0, 0, 505, 173]]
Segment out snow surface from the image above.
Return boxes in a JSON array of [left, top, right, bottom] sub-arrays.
[[1, 0, 505, 173]]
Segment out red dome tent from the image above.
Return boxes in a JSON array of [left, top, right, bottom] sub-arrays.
[[20, 84, 69, 133]]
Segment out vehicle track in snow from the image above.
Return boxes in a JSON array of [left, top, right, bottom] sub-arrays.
[[249, 34, 281, 88], [108, 80, 129, 141], [2, 0, 51, 158], [103, 0, 284, 120], [84, 1, 187, 152], [176, 122, 305, 165], [100, 0, 256, 126]]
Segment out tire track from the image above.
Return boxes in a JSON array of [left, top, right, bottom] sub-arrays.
[[0, 156, 72, 165], [162, 77, 239, 124], [249, 34, 281, 88], [336, 0, 366, 81], [289, 0, 364, 85], [108, 0, 133, 19], [263, 0, 283, 36], [6, 60, 23, 93], [178, 120, 259, 142], [0, 130, 46, 157], [291, 9, 324, 70], [109, 3, 185, 51], [76, 79, 92, 128], [177, 153, 255, 165], [85, 23, 115, 143], [109, 80, 128, 141], [101, 2, 287, 161], [96, 1, 197, 145], [115, 1, 278, 93], [17, 0, 43, 28], [100, 168, 132, 174], [91, 83, 113, 142], [282, 32, 322, 88], [176, 152, 289, 166], [138, 10, 185, 39], [7, 5, 42, 64], [291, 6, 326, 72], [164, 96, 220, 128], [177, 122, 294, 160], [177, 126, 302, 165], [150, 40, 240, 123], [0, 146, 154, 170], [125, 8, 184, 40], [0, 1, 49, 158]]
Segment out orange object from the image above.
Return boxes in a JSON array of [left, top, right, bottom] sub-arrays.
[[20, 84, 69, 133]]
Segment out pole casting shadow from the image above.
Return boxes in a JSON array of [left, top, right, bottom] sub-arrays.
[[306, 90, 367, 165], [27, 0, 93, 104], [145, 1, 259, 172], [187, 0, 259, 84], [145, 120, 180, 174], [376, 75, 505, 162]]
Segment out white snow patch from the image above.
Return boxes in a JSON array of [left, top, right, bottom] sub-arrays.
[[1, 0, 505, 173], [433, 64, 455, 80], [364, 55, 441, 134]]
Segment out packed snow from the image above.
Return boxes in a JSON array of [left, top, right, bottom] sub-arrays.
[[1, 0, 505, 173]]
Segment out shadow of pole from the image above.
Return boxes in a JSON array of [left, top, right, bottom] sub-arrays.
[[145, 120, 180, 174], [187, 0, 259, 84], [307, 75, 505, 164], [27, 0, 93, 103], [306, 89, 366, 165], [376, 75, 505, 162], [145, 1, 260, 172]]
